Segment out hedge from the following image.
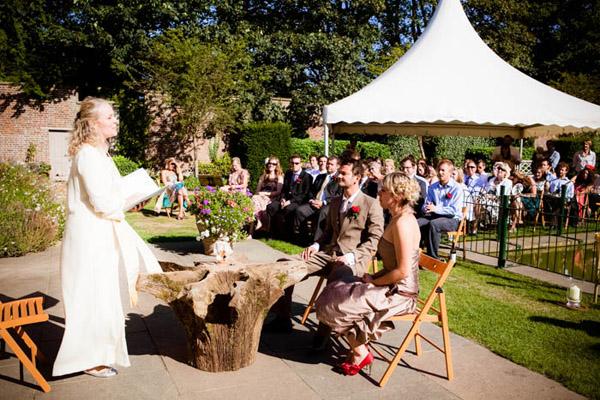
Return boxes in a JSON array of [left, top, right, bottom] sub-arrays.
[[464, 146, 535, 167], [290, 138, 391, 161], [112, 155, 140, 176], [553, 132, 600, 169], [239, 122, 292, 189]]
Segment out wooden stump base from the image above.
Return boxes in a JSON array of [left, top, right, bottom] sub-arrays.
[[137, 258, 311, 372]]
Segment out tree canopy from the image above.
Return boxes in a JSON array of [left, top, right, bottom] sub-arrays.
[[1, 0, 598, 143]]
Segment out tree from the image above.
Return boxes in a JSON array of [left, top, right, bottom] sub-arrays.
[[138, 29, 238, 176]]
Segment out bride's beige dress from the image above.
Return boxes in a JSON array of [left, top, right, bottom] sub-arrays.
[[315, 237, 419, 344]]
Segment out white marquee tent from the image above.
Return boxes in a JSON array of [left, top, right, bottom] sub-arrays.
[[323, 0, 600, 152]]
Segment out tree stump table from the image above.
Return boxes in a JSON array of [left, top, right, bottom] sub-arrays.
[[137, 258, 314, 372]]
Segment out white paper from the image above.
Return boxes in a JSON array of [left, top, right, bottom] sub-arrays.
[[121, 168, 165, 211]]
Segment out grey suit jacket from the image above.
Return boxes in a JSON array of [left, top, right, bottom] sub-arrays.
[[316, 191, 384, 275]]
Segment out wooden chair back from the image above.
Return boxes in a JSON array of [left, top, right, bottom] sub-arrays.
[[447, 207, 467, 260], [374, 253, 455, 388], [0, 297, 51, 392]]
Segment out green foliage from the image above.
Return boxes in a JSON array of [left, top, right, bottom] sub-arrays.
[[429, 136, 495, 165], [239, 122, 292, 188], [553, 132, 600, 168], [464, 146, 495, 166], [387, 136, 422, 163], [113, 91, 152, 166], [465, 145, 535, 167], [290, 138, 391, 161], [25, 143, 36, 163], [112, 155, 140, 177], [189, 186, 254, 243], [0, 163, 65, 257]]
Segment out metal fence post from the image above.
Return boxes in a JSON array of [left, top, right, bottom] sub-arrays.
[[595, 233, 600, 303], [557, 185, 567, 236], [497, 186, 509, 268]]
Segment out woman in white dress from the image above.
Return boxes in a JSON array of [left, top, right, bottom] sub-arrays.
[[53, 97, 162, 378]]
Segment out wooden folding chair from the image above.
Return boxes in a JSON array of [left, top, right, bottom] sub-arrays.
[[372, 253, 455, 388], [0, 296, 51, 392], [300, 253, 379, 325], [447, 206, 467, 260]]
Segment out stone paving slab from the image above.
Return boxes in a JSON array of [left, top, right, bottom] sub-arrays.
[[0, 239, 585, 399]]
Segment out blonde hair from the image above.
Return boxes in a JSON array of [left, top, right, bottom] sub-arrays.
[[68, 97, 112, 156], [382, 172, 421, 208]]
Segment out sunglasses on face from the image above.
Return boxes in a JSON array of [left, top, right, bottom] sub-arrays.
[[291, 161, 301, 165], [467, 166, 476, 169], [267, 162, 278, 166]]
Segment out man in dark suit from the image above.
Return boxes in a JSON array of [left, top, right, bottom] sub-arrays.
[[265, 159, 384, 336], [400, 156, 428, 217], [267, 154, 313, 239], [294, 156, 342, 241]]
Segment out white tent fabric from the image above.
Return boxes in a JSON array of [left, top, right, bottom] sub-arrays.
[[323, 0, 600, 138]]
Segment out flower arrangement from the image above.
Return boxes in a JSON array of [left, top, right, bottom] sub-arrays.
[[188, 185, 254, 245]]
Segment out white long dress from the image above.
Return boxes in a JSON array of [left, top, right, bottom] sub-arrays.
[[53, 144, 162, 376]]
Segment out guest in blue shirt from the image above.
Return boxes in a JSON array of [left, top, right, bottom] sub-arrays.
[[417, 159, 464, 259]]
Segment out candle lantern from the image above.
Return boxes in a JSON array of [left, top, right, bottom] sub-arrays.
[[566, 285, 581, 309]]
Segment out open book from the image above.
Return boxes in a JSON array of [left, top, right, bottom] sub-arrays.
[[121, 168, 166, 211]]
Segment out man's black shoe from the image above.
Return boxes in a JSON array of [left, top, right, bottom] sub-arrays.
[[262, 317, 293, 333]]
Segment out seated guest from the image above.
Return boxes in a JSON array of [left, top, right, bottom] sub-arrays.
[[362, 160, 383, 198], [572, 140, 596, 174], [221, 157, 250, 192], [305, 154, 324, 180], [315, 172, 421, 376], [383, 158, 396, 174], [400, 156, 428, 217], [484, 162, 513, 196], [463, 159, 481, 233], [539, 158, 556, 182], [476, 159, 490, 185], [544, 162, 575, 225], [418, 159, 464, 259], [294, 156, 341, 240], [250, 157, 284, 234], [267, 154, 312, 238], [509, 171, 537, 231], [157, 157, 190, 220], [573, 165, 595, 218]]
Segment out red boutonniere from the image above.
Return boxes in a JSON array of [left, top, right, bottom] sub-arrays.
[[446, 192, 453, 199], [348, 205, 361, 220], [295, 176, 302, 184]]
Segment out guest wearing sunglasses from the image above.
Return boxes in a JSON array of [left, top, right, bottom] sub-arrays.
[[250, 157, 284, 235], [267, 154, 313, 239]]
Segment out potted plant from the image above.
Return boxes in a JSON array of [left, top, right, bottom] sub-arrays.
[[188, 185, 254, 255]]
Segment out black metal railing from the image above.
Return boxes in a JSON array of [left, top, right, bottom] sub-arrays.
[[458, 186, 600, 285]]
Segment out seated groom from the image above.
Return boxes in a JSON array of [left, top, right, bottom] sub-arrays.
[[294, 156, 342, 242], [418, 159, 464, 260], [267, 154, 313, 239], [265, 159, 384, 335]]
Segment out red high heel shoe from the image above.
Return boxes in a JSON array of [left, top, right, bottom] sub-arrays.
[[339, 351, 374, 376]]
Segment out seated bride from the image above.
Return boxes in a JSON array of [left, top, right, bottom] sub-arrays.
[[315, 172, 421, 376]]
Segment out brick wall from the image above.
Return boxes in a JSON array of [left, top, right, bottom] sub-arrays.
[[0, 83, 78, 163]]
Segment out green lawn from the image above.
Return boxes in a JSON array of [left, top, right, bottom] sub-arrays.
[[127, 211, 600, 398], [259, 238, 600, 399], [125, 205, 198, 242]]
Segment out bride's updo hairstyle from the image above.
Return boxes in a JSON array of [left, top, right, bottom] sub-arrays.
[[382, 172, 421, 208], [68, 97, 111, 156]]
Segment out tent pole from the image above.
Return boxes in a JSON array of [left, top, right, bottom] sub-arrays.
[[324, 124, 330, 156], [519, 138, 523, 160]]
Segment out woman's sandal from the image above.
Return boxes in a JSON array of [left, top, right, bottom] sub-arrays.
[[84, 366, 118, 378]]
